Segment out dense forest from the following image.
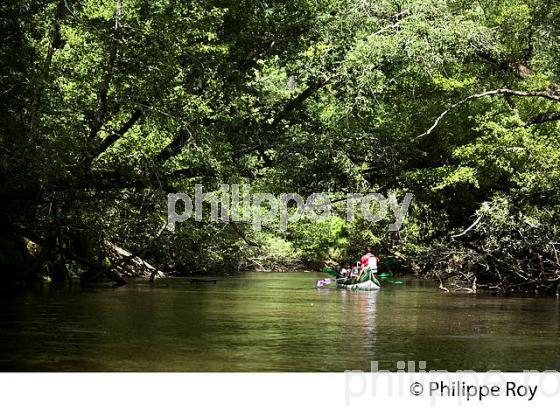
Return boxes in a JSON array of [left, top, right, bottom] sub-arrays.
[[1, 0, 559, 294]]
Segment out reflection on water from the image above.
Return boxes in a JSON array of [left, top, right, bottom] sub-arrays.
[[0, 272, 559, 371]]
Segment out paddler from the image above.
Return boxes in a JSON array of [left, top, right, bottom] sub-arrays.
[[357, 248, 379, 282]]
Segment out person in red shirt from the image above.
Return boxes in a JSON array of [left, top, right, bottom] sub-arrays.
[[357, 249, 379, 282]]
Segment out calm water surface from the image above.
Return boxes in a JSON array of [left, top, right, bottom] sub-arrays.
[[1, 272, 559, 371]]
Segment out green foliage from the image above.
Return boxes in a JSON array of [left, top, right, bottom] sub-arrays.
[[1, 0, 560, 292]]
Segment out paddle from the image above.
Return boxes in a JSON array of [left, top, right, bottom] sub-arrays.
[[320, 267, 338, 277], [378, 271, 404, 285], [385, 280, 405, 285]]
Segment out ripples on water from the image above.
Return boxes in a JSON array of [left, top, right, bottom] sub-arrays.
[[1, 272, 559, 371]]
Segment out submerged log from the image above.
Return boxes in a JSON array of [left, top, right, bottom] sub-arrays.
[[190, 278, 219, 284]]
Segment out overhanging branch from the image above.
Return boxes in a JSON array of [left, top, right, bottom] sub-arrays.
[[525, 111, 560, 127], [271, 77, 330, 127], [415, 88, 560, 139], [91, 109, 143, 159]]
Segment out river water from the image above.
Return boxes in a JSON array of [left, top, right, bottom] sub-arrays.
[[1, 272, 559, 371]]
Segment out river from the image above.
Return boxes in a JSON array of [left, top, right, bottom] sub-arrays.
[[1, 272, 559, 371]]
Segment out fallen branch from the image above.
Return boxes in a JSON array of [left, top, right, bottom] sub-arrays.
[[451, 215, 484, 238], [105, 241, 166, 280], [435, 272, 449, 292]]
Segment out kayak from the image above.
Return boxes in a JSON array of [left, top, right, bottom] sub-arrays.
[[337, 270, 380, 291]]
